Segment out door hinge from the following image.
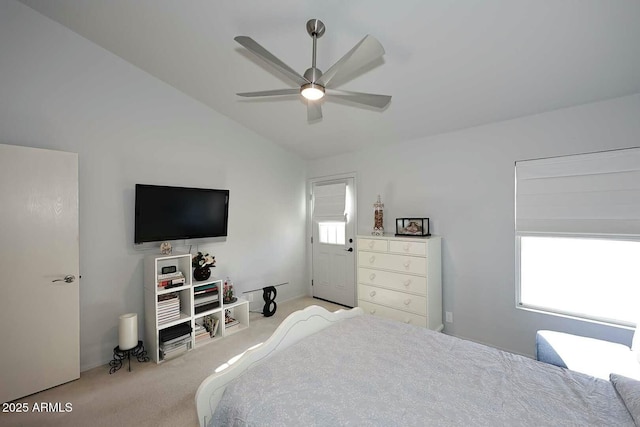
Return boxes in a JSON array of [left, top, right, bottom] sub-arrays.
[[311, 279, 314, 286], [310, 236, 313, 244]]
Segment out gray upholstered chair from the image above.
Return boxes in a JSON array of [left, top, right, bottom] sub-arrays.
[[536, 329, 640, 380]]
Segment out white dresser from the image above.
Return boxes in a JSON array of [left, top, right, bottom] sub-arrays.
[[357, 235, 443, 331]]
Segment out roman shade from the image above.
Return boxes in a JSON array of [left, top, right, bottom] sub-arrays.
[[515, 147, 640, 236], [313, 182, 346, 218]]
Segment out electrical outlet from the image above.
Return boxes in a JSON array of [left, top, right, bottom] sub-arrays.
[[445, 311, 453, 323]]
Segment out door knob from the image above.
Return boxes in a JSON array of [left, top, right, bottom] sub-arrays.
[[52, 275, 76, 283], [345, 248, 353, 252]]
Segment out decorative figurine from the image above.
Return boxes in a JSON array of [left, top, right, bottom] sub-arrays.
[[372, 195, 384, 236], [223, 277, 237, 304], [160, 241, 172, 255], [192, 252, 215, 281]]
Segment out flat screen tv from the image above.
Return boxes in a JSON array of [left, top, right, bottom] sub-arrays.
[[134, 184, 229, 244]]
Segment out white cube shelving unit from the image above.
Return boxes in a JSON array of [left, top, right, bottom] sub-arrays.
[[144, 253, 249, 363]]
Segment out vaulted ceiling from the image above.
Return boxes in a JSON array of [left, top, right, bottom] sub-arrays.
[[19, 0, 640, 159]]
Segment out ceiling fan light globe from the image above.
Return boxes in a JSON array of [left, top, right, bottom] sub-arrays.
[[301, 83, 325, 101]]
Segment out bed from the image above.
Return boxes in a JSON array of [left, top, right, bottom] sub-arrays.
[[195, 305, 639, 426]]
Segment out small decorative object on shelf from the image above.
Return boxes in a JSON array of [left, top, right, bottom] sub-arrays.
[[160, 241, 172, 255], [372, 195, 384, 236], [395, 218, 431, 237], [223, 277, 237, 303], [225, 309, 239, 328], [192, 251, 215, 281]]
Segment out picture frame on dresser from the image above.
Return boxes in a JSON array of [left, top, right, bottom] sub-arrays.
[[395, 218, 430, 237]]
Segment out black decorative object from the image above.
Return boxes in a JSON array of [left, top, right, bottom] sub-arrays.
[[192, 251, 215, 281], [161, 265, 177, 274], [262, 286, 277, 317], [109, 341, 149, 374], [395, 218, 430, 237], [193, 267, 211, 281]]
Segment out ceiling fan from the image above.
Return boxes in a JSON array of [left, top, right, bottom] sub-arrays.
[[234, 19, 391, 121]]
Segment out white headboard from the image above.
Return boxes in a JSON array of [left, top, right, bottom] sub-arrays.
[[195, 305, 363, 427]]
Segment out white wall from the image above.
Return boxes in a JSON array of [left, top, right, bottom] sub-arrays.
[[308, 94, 640, 356], [0, 0, 308, 370]]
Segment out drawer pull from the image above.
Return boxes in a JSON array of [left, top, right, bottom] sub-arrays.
[[404, 298, 412, 305], [369, 273, 376, 281], [368, 241, 374, 248], [369, 290, 377, 297], [403, 260, 411, 269], [403, 279, 412, 287], [404, 318, 412, 324], [369, 255, 376, 264], [369, 309, 376, 315], [403, 243, 411, 251]]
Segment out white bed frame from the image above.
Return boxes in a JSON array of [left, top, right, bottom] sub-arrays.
[[195, 305, 363, 427]]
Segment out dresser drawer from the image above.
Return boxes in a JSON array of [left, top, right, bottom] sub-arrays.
[[357, 238, 388, 253], [358, 284, 427, 315], [358, 251, 427, 276], [389, 240, 426, 256], [358, 300, 427, 328], [358, 267, 427, 296]]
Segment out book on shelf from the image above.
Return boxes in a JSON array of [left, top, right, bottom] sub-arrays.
[[160, 343, 190, 360], [194, 302, 219, 314], [194, 283, 217, 292], [161, 334, 191, 347], [194, 287, 218, 296], [225, 319, 239, 328], [158, 293, 179, 302], [158, 307, 180, 316], [161, 337, 191, 351], [158, 314, 180, 322], [157, 304, 179, 313], [159, 322, 192, 343], [157, 271, 184, 280], [225, 312, 239, 327], [212, 318, 220, 336], [193, 325, 209, 339], [194, 293, 219, 305]]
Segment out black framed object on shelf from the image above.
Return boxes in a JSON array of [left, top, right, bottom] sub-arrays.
[[395, 218, 430, 237]]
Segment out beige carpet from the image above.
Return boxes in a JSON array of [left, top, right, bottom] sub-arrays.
[[1, 297, 343, 427]]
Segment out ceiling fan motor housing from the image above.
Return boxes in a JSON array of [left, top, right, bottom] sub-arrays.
[[306, 19, 325, 38], [304, 67, 323, 83]]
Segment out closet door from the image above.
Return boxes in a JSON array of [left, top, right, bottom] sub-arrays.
[[0, 144, 79, 403]]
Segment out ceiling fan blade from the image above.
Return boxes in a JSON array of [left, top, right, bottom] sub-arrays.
[[235, 36, 309, 87], [307, 101, 322, 121], [326, 90, 391, 109], [317, 35, 385, 88], [237, 89, 300, 97]]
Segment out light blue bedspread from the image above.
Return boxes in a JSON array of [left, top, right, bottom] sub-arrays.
[[211, 315, 633, 426]]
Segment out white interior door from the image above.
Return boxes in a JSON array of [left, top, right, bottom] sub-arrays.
[[311, 178, 356, 307], [0, 144, 79, 403]]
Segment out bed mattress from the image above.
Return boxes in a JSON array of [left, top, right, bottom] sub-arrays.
[[211, 314, 633, 426]]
